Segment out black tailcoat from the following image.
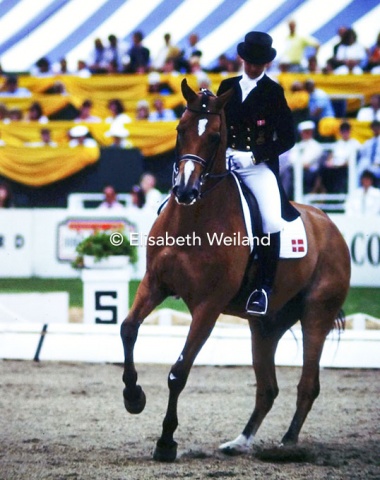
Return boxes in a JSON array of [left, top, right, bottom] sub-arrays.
[[217, 74, 299, 220]]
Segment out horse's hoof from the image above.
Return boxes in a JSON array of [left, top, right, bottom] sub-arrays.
[[281, 432, 298, 446], [219, 444, 247, 456], [153, 439, 178, 462], [123, 386, 146, 414], [219, 434, 252, 456]]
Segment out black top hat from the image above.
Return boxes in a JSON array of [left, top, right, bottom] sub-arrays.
[[237, 31, 276, 65]]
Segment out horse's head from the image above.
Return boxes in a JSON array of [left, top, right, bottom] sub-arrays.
[[172, 78, 232, 205]]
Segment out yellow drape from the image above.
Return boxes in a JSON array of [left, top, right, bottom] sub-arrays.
[[278, 73, 380, 113], [0, 146, 99, 186], [1, 73, 379, 187], [2, 72, 379, 117], [1, 73, 219, 118], [319, 118, 375, 143], [0, 120, 177, 156], [0, 94, 70, 117]]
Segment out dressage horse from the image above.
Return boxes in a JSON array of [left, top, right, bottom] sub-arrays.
[[120, 79, 351, 462]]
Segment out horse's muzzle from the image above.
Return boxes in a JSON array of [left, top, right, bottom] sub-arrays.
[[173, 185, 199, 205]]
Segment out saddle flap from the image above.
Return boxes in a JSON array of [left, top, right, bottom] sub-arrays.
[[231, 172, 307, 259]]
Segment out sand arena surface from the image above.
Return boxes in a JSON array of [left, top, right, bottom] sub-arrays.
[[0, 361, 378, 480]]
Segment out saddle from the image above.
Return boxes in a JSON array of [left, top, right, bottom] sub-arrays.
[[230, 172, 308, 259]]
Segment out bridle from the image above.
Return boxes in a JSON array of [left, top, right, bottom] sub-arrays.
[[173, 90, 230, 195]]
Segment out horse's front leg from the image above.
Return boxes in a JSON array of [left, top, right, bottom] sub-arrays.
[[121, 273, 165, 414], [220, 320, 282, 455], [153, 305, 220, 462]]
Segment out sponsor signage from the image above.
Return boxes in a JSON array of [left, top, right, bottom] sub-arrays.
[[57, 217, 136, 262]]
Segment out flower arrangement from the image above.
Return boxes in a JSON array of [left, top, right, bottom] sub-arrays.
[[72, 230, 138, 269]]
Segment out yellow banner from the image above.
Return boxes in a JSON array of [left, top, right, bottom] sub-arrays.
[[4, 72, 379, 117], [1, 72, 378, 188], [0, 120, 177, 156], [319, 118, 374, 143], [0, 145, 99, 186], [278, 73, 380, 113]]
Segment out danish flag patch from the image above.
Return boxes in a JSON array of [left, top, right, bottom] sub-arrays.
[[257, 119, 266, 126], [291, 239, 305, 252]]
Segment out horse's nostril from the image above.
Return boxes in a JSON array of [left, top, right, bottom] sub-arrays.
[[175, 188, 199, 205]]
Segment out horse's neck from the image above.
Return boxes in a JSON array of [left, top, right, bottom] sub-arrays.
[[168, 173, 242, 237], [210, 119, 228, 175], [211, 146, 227, 175]]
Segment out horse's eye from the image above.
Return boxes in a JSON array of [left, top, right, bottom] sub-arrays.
[[209, 132, 221, 144]]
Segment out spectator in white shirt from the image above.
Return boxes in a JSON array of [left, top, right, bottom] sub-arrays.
[[289, 120, 324, 193], [139, 173, 162, 211], [335, 28, 368, 71], [320, 121, 361, 193], [0, 76, 31, 97], [345, 170, 380, 215], [152, 33, 181, 71], [98, 185, 125, 211], [105, 99, 132, 126], [26, 102, 49, 124], [357, 120, 380, 185], [148, 98, 176, 122], [357, 94, 380, 122], [333, 59, 363, 75], [74, 100, 101, 123]]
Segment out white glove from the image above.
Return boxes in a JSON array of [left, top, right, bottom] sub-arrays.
[[227, 149, 255, 170]]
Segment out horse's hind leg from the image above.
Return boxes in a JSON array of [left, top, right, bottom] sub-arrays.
[[121, 273, 166, 414], [220, 320, 283, 455], [281, 304, 337, 445]]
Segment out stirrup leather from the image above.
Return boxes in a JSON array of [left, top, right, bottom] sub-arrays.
[[246, 289, 268, 316]]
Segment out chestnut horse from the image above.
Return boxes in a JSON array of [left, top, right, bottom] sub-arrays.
[[120, 79, 350, 462]]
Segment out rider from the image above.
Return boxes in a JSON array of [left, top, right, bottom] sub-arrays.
[[217, 31, 298, 316]]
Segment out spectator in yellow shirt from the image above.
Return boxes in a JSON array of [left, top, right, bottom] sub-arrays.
[[278, 20, 320, 72]]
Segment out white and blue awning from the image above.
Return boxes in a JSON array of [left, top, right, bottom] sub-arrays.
[[0, 0, 379, 72]]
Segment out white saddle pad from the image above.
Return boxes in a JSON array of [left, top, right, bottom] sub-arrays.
[[279, 216, 307, 258], [231, 172, 307, 259]]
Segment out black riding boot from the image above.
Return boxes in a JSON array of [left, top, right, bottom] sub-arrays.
[[246, 232, 280, 316]]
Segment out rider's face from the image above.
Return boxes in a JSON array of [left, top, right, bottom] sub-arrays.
[[243, 61, 267, 79]]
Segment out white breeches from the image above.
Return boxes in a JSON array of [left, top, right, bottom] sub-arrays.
[[227, 149, 283, 233]]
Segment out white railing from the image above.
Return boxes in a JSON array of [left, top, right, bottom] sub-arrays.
[[67, 193, 132, 210], [1, 311, 379, 368], [303, 193, 347, 212], [292, 143, 358, 212]]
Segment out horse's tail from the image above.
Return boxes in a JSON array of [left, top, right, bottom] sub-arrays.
[[333, 309, 346, 334]]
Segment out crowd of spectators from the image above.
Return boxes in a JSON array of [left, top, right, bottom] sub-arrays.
[[0, 24, 380, 212], [282, 117, 380, 202], [0, 23, 379, 78], [95, 173, 163, 216]]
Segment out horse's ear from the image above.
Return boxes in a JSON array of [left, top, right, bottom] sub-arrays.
[[181, 78, 198, 103], [215, 88, 234, 110]]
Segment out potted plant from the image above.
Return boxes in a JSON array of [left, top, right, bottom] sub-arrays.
[[72, 230, 138, 269]]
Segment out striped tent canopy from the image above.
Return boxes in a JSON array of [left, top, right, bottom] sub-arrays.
[[0, 0, 379, 73]]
